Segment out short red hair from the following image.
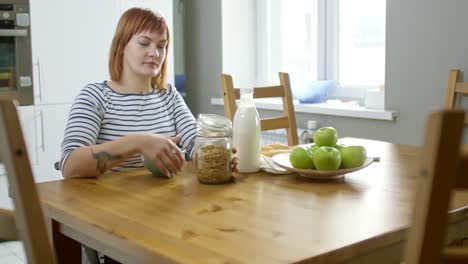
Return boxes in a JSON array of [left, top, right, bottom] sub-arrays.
[[109, 8, 170, 89]]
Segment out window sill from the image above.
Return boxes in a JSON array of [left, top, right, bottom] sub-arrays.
[[210, 98, 397, 121]]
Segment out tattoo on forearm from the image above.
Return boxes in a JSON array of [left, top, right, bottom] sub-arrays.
[[91, 149, 123, 173]]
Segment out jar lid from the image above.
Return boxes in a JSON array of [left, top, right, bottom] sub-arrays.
[[197, 113, 232, 137]]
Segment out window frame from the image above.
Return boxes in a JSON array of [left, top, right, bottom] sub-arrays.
[[256, 0, 385, 101]]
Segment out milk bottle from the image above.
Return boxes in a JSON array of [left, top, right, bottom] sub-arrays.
[[233, 88, 261, 172]]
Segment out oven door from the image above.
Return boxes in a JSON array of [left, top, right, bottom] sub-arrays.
[[0, 28, 33, 105]]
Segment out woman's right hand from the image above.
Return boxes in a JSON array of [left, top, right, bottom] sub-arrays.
[[136, 134, 185, 177]]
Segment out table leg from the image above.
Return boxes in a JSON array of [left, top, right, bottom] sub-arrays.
[[50, 219, 81, 264]]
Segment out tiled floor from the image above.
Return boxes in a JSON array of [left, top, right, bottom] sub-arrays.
[[0, 168, 36, 264], [0, 173, 14, 210], [1, 173, 25, 264], [0, 174, 90, 264], [0, 242, 26, 264]]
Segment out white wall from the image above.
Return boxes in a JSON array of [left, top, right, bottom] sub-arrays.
[[385, 0, 468, 143], [184, 0, 468, 145], [173, 0, 185, 75], [184, 0, 223, 114], [221, 0, 256, 88]]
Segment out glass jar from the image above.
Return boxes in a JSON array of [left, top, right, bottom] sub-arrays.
[[194, 114, 233, 184]]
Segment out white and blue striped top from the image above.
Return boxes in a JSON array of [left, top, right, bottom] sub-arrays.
[[60, 81, 197, 173]]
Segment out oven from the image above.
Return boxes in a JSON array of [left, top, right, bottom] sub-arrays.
[[0, 0, 33, 105]]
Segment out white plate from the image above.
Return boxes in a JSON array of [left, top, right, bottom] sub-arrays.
[[260, 155, 294, 175], [271, 152, 374, 180]]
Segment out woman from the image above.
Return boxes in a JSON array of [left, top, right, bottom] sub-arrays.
[[60, 8, 193, 179], [61, 7, 239, 264]]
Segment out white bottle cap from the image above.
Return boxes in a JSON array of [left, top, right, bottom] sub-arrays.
[[307, 120, 318, 130], [241, 88, 253, 94], [240, 88, 254, 99]]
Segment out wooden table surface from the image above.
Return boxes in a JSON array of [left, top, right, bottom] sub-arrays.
[[36, 138, 468, 264]]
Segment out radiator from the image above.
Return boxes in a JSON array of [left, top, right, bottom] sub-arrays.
[[261, 128, 306, 146]]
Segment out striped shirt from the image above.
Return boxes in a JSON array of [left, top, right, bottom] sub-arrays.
[[60, 81, 197, 173]]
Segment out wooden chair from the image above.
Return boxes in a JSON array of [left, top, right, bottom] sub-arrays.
[[404, 109, 468, 264], [445, 69, 468, 126], [0, 98, 57, 263], [221, 72, 299, 146]]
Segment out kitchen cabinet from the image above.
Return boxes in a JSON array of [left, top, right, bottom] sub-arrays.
[[0, 107, 37, 179], [34, 104, 71, 182], [17, 104, 70, 183], [18, 105, 37, 167], [29, 0, 120, 105]]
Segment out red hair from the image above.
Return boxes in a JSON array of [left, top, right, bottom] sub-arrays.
[[109, 8, 170, 89]]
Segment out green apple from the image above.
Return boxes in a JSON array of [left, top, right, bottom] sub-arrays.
[[289, 146, 315, 169], [340, 145, 367, 169], [308, 144, 319, 153], [313, 146, 342, 170], [143, 158, 172, 178], [313, 127, 338, 147], [143, 159, 163, 177], [306, 148, 315, 169], [334, 143, 345, 150]]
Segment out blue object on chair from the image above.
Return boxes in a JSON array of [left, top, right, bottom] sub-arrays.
[[293, 80, 333, 104], [175, 74, 186, 97]]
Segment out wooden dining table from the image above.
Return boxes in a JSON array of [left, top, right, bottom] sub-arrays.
[[36, 138, 468, 264]]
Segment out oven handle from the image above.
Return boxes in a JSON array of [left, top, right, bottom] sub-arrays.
[[0, 29, 28, 37]]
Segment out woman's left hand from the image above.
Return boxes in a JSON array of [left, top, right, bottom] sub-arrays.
[[230, 148, 239, 173]]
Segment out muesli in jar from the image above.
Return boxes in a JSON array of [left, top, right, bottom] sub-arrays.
[[196, 144, 231, 183], [193, 114, 233, 184]]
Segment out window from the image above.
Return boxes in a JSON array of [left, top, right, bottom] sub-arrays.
[[256, 0, 386, 101]]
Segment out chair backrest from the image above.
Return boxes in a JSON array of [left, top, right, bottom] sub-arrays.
[[445, 69, 468, 126], [404, 109, 468, 264], [221, 72, 299, 146], [0, 98, 57, 264]]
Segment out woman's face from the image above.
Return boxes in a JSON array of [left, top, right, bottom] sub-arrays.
[[122, 29, 168, 78]]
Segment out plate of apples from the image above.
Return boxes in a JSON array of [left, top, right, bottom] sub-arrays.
[[271, 127, 375, 180]]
